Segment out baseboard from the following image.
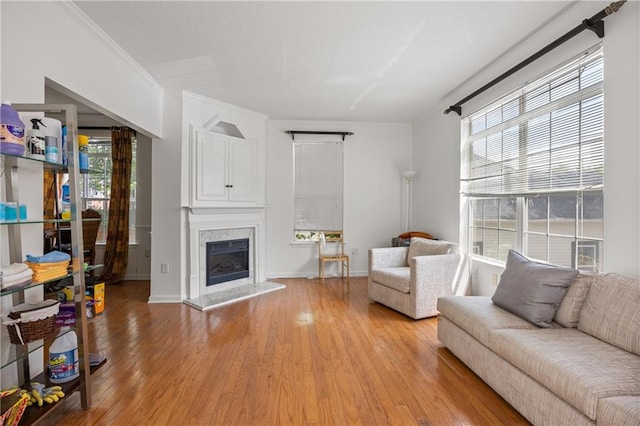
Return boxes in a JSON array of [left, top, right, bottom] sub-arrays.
[[123, 275, 151, 281], [147, 295, 183, 303]]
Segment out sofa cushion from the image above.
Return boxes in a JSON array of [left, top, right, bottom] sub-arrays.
[[407, 238, 455, 260], [492, 250, 578, 327], [489, 328, 640, 420], [370, 267, 410, 294], [578, 273, 640, 356], [437, 296, 537, 346], [598, 397, 640, 425], [553, 273, 594, 328]]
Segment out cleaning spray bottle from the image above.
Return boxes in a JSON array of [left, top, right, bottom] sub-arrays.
[[25, 118, 46, 160], [49, 326, 80, 383], [0, 101, 26, 155]]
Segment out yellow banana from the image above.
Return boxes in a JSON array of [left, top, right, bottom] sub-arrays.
[[32, 389, 43, 407], [44, 396, 53, 404], [54, 391, 65, 398]]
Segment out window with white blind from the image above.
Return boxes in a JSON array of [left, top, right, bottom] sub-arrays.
[[293, 141, 343, 241], [461, 47, 604, 271]]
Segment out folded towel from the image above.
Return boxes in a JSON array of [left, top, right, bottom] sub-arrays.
[[25, 251, 71, 264], [0, 278, 31, 291], [31, 269, 68, 283], [25, 261, 70, 271], [0, 263, 30, 277], [0, 268, 33, 286]]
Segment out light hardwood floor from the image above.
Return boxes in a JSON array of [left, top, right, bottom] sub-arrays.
[[45, 277, 529, 425]]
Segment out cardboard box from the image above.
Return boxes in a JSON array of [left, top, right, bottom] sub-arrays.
[[88, 281, 105, 315]]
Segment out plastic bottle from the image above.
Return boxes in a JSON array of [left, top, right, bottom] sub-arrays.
[[45, 135, 58, 163], [61, 180, 71, 220], [0, 101, 26, 156], [25, 118, 46, 160], [78, 134, 89, 170], [61, 125, 68, 165], [48, 326, 80, 383]]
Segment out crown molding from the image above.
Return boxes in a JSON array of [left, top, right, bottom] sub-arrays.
[[60, 1, 164, 93], [183, 90, 269, 120]]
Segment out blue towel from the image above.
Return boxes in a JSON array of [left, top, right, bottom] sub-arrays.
[[25, 251, 71, 263]]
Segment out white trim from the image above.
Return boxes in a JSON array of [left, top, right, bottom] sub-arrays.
[[183, 91, 268, 120], [148, 295, 182, 304]]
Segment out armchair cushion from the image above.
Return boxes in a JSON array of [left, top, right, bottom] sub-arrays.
[[407, 237, 456, 260], [370, 267, 410, 293]]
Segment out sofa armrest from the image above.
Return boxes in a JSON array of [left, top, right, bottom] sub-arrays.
[[368, 247, 409, 272], [411, 254, 463, 299]]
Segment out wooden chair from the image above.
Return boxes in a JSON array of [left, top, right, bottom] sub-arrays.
[[55, 209, 102, 274], [81, 209, 102, 269], [317, 231, 349, 284]]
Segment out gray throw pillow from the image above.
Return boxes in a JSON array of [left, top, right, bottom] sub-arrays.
[[492, 250, 578, 328]]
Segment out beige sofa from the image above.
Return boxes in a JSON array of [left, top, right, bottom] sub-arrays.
[[437, 271, 640, 425], [368, 238, 463, 319]]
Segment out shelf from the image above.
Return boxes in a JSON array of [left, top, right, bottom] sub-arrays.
[[2, 102, 95, 416], [1, 218, 74, 226], [1, 152, 92, 175], [0, 327, 77, 370], [0, 358, 107, 425], [0, 270, 82, 297]]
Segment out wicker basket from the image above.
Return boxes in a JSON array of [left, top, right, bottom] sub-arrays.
[[4, 300, 59, 344]]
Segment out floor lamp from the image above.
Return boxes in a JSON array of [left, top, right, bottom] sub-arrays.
[[401, 171, 417, 232]]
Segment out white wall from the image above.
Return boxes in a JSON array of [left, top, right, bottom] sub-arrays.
[[149, 90, 184, 302], [412, 1, 640, 295], [266, 120, 413, 278], [1, 2, 162, 138]]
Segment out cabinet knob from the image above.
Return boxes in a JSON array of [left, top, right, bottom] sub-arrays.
[[225, 184, 234, 188]]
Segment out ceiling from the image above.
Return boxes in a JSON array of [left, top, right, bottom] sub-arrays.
[[73, 1, 574, 123]]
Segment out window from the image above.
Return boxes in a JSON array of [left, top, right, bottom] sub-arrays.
[[293, 141, 343, 241], [461, 47, 604, 271], [82, 135, 137, 244]]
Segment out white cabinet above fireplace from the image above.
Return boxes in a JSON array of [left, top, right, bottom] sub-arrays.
[[190, 126, 259, 207]]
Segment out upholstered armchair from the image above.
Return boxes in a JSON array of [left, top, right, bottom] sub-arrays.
[[368, 237, 464, 319]]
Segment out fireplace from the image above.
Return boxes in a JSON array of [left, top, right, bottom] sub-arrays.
[[187, 208, 266, 299], [206, 238, 250, 285]]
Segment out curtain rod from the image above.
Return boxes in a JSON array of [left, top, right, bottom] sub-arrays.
[[285, 130, 354, 141], [444, 0, 626, 116]]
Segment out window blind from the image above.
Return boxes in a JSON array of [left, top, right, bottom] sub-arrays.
[[461, 47, 604, 198], [294, 141, 343, 231]]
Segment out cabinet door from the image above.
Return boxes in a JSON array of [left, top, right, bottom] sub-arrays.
[[228, 139, 255, 201], [195, 131, 228, 202]]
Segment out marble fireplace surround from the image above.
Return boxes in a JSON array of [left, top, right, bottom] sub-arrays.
[[188, 208, 266, 299]]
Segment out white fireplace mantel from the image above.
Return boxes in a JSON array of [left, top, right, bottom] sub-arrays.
[[187, 207, 266, 299]]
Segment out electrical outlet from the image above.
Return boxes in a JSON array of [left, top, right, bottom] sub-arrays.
[[161, 263, 170, 273], [351, 248, 359, 256], [492, 273, 499, 285], [472, 267, 479, 279]]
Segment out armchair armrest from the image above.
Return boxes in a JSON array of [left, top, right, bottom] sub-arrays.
[[368, 247, 409, 272], [410, 253, 463, 300]]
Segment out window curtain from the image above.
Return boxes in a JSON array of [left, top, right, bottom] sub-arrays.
[[99, 127, 133, 283]]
